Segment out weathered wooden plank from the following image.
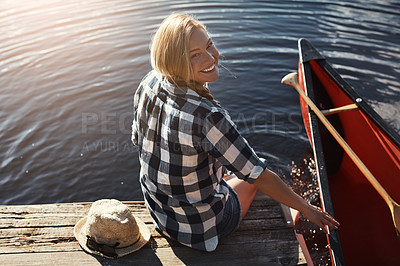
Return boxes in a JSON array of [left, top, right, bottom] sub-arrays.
[[0, 224, 297, 253], [0, 201, 146, 211], [0, 201, 284, 229], [0, 204, 148, 229], [0, 216, 288, 247], [0, 249, 306, 266], [0, 213, 153, 228], [243, 205, 284, 219], [0, 224, 296, 244], [0, 202, 147, 225], [0, 242, 305, 265], [0, 239, 305, 266]]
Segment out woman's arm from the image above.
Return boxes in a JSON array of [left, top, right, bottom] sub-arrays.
[[254, 168, 339, 233]]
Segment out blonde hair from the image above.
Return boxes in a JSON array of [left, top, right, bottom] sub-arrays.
[[151, 13, 217, 102]]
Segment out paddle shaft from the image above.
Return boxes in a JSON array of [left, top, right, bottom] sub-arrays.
[[281, 73, 397, 214]]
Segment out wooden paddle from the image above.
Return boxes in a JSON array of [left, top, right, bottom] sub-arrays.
[[281, 72, 400, 237]]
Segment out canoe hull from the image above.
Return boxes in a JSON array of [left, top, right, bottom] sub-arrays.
[[296, 38, 400, 266]]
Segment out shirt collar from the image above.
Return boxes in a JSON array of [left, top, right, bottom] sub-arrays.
[[161, 75, 201, 99]]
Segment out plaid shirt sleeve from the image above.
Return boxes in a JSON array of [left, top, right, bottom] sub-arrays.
[[201, 108, 268, 183]]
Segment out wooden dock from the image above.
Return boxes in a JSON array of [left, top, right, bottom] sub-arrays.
[[0, 195, 305, 265]]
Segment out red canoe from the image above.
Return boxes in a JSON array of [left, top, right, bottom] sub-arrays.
[[294, 38, 400, 265]]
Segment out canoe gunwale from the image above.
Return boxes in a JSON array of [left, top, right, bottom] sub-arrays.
[[298, 52, 346, 266]]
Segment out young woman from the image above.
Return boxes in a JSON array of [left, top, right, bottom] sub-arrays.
[[131, 13, 339, 252]]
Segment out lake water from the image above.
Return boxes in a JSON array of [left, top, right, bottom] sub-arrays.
[[1, 0, 399, 204]]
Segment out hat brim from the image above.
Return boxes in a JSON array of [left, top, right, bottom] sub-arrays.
[[74, 215, 151, 259]]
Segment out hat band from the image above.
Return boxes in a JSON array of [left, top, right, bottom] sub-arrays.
[[86, 235, 141, 258]]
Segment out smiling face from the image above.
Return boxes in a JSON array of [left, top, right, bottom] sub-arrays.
[[189, 28, 219, 85]]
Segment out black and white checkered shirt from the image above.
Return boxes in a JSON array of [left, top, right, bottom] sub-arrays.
[[131, 70, 267, 251]]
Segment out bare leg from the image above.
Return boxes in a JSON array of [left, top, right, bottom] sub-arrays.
[[225, 175, 258, 219]]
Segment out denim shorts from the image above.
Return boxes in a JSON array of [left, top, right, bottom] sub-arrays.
[[216, 180, 242, 238]]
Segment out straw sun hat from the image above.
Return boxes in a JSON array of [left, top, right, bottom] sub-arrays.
[[74, 199, 150, 259]]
